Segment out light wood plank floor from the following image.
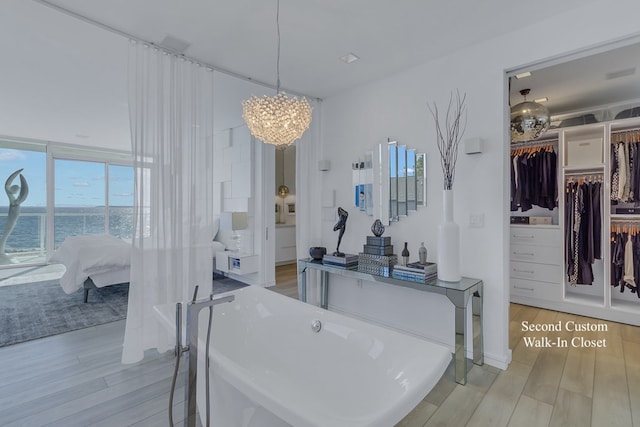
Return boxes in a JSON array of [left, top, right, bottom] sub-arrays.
[[1, 266, 638, 426]]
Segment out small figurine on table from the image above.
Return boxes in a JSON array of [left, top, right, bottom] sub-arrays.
[[332, 207, 349, 256]]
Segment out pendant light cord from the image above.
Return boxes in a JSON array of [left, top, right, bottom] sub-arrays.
[[276, 0, 281, 94]]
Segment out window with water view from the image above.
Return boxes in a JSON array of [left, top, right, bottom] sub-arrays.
[[0, 142, 46, 266], [0, 141, 133, 267]]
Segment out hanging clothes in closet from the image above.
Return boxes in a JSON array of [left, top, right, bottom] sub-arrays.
[[510, 144, 558, 212], [565, 177, 602, 285], [610, 224, 640, 297], [610, 131, 640, 203]]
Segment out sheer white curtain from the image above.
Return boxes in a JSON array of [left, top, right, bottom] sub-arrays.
[[122, 42, 215, 363]]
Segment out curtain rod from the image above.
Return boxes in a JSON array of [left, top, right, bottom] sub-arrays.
[[31, 0, 322, 102]]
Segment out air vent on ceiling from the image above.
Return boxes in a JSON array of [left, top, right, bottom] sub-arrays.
[[159, 35, 191, 54], [606, 67, 636, 80]]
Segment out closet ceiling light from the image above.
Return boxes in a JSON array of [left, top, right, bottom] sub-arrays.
[[242, 0, 312, 147], [510, 88, 550, 143], [534, 97, 548, 103], [514, 71, 532, 79]]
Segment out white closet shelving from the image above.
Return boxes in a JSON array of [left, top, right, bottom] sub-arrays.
[[510, 116, 640, 326]]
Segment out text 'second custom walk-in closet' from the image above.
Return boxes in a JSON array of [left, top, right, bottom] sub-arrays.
[[509, 44, 640, 326]]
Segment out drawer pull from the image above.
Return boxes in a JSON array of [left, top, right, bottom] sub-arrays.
[[513, 269, 534, 274], [512, 251, 534, 256], [514, 285, 534, 291], [513, 234, 534, 239]]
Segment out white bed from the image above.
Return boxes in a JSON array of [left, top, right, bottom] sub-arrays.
[[50, 228, 227, 302], [49, 234, 132, 302]]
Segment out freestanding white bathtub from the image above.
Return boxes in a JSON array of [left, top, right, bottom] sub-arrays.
[[155, 285, 452, 427]]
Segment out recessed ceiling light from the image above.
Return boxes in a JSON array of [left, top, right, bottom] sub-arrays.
[[339, 53, 360, 64], [606, 67, 636, 80], [514, 71, 532, 79], [534, 97, 548, 103]]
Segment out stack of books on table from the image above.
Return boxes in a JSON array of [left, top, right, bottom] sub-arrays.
[[357, 235, 397, 277], [391, 262, 438, 283], [322, 253, 359, 268]]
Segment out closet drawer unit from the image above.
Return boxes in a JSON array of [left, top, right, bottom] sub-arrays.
[[511, 278, 561, 301], [510, 226, 559, 247], [510, 244, 561, 265], [510, 261, 561, 284]]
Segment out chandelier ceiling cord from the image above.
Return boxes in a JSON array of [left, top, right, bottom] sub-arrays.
[[242, 0, 312, 147]]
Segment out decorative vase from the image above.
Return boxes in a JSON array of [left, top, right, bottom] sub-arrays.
[[401, 242, 410, 266], [419, 242, 427, 265], [437, 189, 461, 281]]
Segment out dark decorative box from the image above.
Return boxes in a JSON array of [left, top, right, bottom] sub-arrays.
[[366, 236, 391, 246], [616, 207, 640, 214], [363, 244, 394, 255], [510, 216, 530, 224]]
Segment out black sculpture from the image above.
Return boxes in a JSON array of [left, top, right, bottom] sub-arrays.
[[333, 207, 348, 256], [371, 219, 385, 237]]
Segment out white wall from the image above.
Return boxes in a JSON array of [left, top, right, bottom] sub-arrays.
[[317, 0, 640, 369]]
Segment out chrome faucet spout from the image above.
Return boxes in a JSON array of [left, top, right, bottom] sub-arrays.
[[183, 294, 235, 427]]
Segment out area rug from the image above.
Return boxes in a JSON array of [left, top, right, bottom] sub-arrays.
[[0, 281, 129, 347], [0, 276, 247, 347]]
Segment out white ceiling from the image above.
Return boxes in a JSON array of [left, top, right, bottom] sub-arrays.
[[3, 0, 640, 150], [510, 42, 640, 119]]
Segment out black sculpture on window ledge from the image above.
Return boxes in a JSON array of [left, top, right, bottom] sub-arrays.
[[332, 207, 349, 257]]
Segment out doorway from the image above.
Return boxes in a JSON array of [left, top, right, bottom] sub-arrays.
[[275, 145, 297, 287]]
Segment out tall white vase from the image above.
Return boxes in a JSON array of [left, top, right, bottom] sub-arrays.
[[437, 189, 461, 282]]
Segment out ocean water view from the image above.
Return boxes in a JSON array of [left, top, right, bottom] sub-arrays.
[[0, 206, 133, 253]]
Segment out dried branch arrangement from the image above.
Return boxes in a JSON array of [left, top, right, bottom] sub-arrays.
[[428, 91, 467, 190]]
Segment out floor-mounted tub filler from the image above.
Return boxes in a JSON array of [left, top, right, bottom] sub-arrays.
[[154, 285, 452, 427]]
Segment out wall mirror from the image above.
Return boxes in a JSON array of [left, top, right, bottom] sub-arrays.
[[354, 140, 426, 225]]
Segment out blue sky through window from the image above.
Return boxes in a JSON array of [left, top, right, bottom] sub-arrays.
[[0, 148, 133, 207]]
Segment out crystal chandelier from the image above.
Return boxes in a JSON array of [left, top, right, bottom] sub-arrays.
[[242, 0, 312, 147]]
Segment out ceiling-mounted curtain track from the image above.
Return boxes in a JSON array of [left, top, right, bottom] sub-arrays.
[[31, 0, 321, 102]]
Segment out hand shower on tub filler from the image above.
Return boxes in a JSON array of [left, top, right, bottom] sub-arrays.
[[168, 284, 235, 427]]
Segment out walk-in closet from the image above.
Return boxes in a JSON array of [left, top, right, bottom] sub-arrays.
[[509, 41, 640, 326]]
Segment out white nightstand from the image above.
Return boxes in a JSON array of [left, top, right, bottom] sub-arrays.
[[216, 251, 258, 275]]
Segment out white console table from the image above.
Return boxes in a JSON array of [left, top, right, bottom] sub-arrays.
[[297, 258, 483, 385]]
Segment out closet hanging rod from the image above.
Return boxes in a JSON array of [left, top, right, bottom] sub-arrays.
[[611, 128, 640, 137], [564, 170, 604, 176], [564, 172, 604, 179], [510, 139, 558, 149]]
